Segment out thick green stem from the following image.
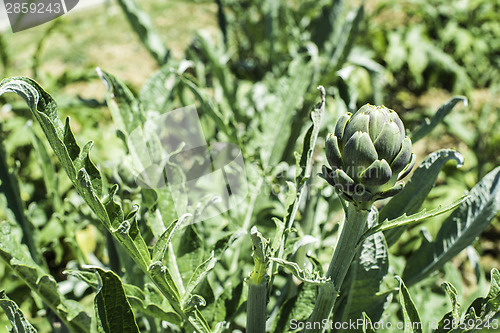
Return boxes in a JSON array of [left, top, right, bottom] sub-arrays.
[[247, 227, 269, 333], [247, 279, 268, 333], [305, 204, 370, 333]]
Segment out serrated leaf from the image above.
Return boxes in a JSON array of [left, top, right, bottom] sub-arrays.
[[75, 141, 102, 198], [381, 149, 464, 246], [411, 96, 467, 143], [435, 269, 500, 333], [297, 86, 325, 184], [0, 290, 37, 333], [65, 269, 182, 325], [188, 308, 211, 333], [183, 294, 206, 312], [0, 77, 111, 228], [403, 166, 500, 285], [152, 213, 190, 263], [395, 276, 423, 333], [443, 282, 460, 321], [147, 262, 181, 305], [462, 268, 500, 327], [77, 168, 108, 226], [182, 255, 217, 307], [363, 196, 468, 241], [112, 208, 151, 270], [486, 269, 500, 309], [0, 77, 196, 323], [103, 185, 124, 230], [125, 207, 151, 267], [91, 267, 140, 333], [64, 269, 99, 290], [269, 257, 329, 285], [63, 117, 80, 161]]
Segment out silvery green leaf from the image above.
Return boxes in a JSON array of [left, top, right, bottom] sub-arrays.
[[188, 308, 211, 333], [92, 267, 140, 333], [395, 276, 423, 333], [269, 257, 329, 285], [182, 254, 217, 307], [363, 196, 468, 241], [381, 149, 464, 247], [434, 269, 500, 333], [403, 166, 500, 286], [152, 213, 191, 263]]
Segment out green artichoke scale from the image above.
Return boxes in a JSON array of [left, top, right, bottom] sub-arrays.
[[321, 104, 416, 207]]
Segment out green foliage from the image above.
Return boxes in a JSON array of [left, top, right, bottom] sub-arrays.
[[381, 149, 465, 247], [0, 128, 43, 265], [410, 96, 468, 143], [403, 166, 500, 286], [92, 267, 140, 333], [395, 276, 423, 333], [0, 222, 91, 332], [115, 0, 170, 66], [0, 77, 210, 331], [0, 0, 499, 332], [0, 290, 37, 333], [361, 0, 500, 94], [364, 196, 468, 241], [443, 88, 500, 181]]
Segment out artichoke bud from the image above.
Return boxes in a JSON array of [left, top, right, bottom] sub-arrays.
[[323, 104, 415, 207]]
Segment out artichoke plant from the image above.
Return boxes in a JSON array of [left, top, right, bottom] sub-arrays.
[[321, 104, 416, 208], [308, 104, 416, 331]]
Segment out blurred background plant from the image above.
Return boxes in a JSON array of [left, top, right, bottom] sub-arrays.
[[0, 0, 499, 331]]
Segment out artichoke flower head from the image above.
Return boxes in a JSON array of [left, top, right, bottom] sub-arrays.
[[321, 104, 416, 208]]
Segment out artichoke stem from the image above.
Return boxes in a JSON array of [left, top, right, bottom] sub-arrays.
[[247, 278, 268, 333], [247, 227, 269, 333], [305, 204, 370, 333]]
